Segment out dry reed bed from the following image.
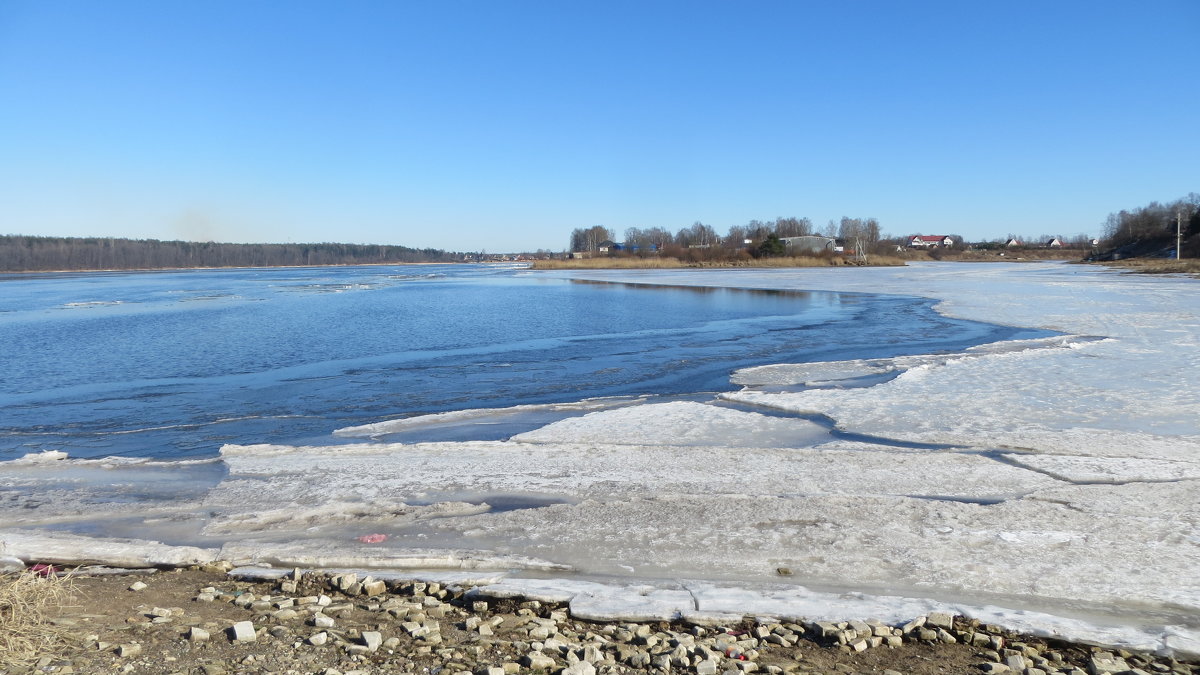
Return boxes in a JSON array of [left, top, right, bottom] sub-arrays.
[[1, 571, 74, 670], [1095, 258, 1200, 275]]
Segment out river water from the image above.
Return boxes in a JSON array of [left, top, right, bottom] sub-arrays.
[[0, 264, 1045, 461]]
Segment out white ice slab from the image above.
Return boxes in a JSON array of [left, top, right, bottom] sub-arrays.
[[334, 397, 648, 437], [218, 540, 570, 572], [211, 440, 1055, 508], [570, 586, 696, 622], [511, 400, 830, 447], [229, 565, 510, 587], [730, 335, 1090, 387], [466, 574, 1200, 655], [0, 529, 218, 568], [203, 499, 490, 535], [425, 492, 1200, 614], [468, 578, 617, 604]]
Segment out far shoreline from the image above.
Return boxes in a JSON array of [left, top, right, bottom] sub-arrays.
[[17, 253, 1174, 277], [531, 250, 1083, 271], [0, 260, 488, 276]]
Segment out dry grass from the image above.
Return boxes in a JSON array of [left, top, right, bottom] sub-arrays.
[[854, 255, 908, 267], [530, 258, 685, 270], [0, 571, 75, 670], [1093, 258, 1200, 276], [710, 256, 834, 268]]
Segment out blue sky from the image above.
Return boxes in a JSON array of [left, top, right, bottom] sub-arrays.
[[1, 1, 1197, 252]]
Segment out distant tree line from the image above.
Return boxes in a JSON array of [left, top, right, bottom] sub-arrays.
[[1100, 193, 1199, 255], [0, 235, 458, 272], [568, 216, 889, 261]]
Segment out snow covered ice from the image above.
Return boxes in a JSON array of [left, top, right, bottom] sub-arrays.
[[3, 261, 1199, 655]]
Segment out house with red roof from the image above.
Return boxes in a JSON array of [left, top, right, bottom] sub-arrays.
[[908, 235, 954, 248]]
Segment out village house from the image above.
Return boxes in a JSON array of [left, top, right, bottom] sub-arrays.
[[908, 235, 954, 248]]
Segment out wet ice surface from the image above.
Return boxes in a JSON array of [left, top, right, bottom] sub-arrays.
[[3, 262, 1200, 655]]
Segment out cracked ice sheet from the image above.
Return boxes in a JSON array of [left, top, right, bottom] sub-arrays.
[[461, 576, 1194, 654], [1025, 481, 1200, 524], [202, 499, 491, 536], [428, 492, 1200, 616], [730, 335, 1091, 388], [564, 263, 1200, 461], [211, 440, 1055, 517], [217, 540, 569, 572], [0, 455, 227, 529], [1007, 455, 1200, 483], [684, 583, 1197, 656], [724, 338, 1200, 459]]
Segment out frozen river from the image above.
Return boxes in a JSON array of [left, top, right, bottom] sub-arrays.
[[3, 261, 1199, 655]]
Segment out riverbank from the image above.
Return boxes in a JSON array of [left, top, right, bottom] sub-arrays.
[[530, 256, 908, 270], [1091, 258, 1200, 276], [7, 564, 1196, 675], [529, 249, 1091, 270]]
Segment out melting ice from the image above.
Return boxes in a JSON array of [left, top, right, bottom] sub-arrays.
[[3, 261, 1200, 656]]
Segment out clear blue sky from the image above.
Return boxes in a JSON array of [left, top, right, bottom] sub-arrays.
[[1, 1, 1197, 252]]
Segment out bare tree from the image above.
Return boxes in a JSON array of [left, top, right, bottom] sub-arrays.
[[745, 220, 772, 241], [774, 217, 812, 238], [676, 222, 718, 248], [569, 226, 615, 252], [723, 225, 749, 248]]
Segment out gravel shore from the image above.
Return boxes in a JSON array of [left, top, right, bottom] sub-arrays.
[[5, 565, 1197, 675]]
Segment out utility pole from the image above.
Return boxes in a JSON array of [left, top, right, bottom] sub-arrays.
[[1178, 211, 1185, 260]]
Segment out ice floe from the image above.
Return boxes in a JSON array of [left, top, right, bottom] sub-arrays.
[[7, 450, 69, 464]]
